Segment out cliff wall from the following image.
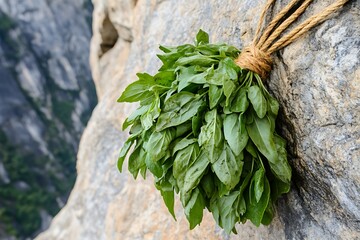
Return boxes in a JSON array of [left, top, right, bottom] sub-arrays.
[[38, 0, 360, 239]]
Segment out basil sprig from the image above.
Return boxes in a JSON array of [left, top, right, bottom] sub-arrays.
[[118, 30, 291, 233]]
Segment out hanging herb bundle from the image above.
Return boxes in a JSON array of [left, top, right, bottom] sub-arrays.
[[117, 0, 348, 234], [117, 29, 290, 232]]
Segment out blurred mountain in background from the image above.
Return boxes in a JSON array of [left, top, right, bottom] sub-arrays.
[[0, 0, 96, 239]]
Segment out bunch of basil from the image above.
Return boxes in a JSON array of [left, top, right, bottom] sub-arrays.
[[117, 30, 291, 233]]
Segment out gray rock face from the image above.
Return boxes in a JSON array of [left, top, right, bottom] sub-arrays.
[[38, 0, 360, 239], [0, 0, 96, 239]]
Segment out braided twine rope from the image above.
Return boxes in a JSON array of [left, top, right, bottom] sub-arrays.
[[235, 0, 350, 79]]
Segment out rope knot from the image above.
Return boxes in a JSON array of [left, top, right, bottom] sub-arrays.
[[235, 45, 272, 80]]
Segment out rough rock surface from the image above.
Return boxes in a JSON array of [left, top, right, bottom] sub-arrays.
[[0, 0, 96, 239], [38, 0, 360, 239]]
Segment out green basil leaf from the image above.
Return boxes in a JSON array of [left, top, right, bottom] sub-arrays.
[[177, 66, 195, 91], [172, 138, 198, 154], [272, 134, 292, 183], [117, 139, 134, 172], [117, 76, 155, 103], [183, 151, 209, 193], [176, 44, 196, 53], [212, 144, 243, 191], [230, 87, 249, 113], [157, 44, 195, 70], [163, 92, 194, 111], [219, 45, 240, 58], [268, 113, 276, 133], [144, 129, 175, 162], [178, 66, 207, 91], [129, 119, 143, 134], [216, 191, 240, 233], [245, 140, 257, 158], [253, 167, 265, 203], [223, 79, 236, 107], [214, 176, 229, 197], [164, 81, 178, 101], [161, 156, 173, 173], [137, 72, 153, 81], [271, 177, 291, 201], [223, 113, 248, 156], [196, 29, 209, 45], [174, 122, 192, 138], [198, 109, 223, 163], [184, 188, 205, 229], [145, 153, 163, 178], [194, 65, 208, 72], [196, 44, 221, 55], [200, 173, 215, 198], [238, 196, 246, 215], [206, 66, 227, 86], [218, 58, 239, 80], [240, 163, 253, 196], [237, 168, 253, 214], [140, 165, 147, 179], [184, 71, 208, 85], [173, 143, 200, 188], [156, 93, 204, 131], [209, 85, 223, 109], [267, 95, 279, 116], [140, 94, 160, 130], [180, 188, 192, 207], [209, 195, 220, 224], [248, 85, 267, 118], [128, 142, 146, 179], [192, 114, 202, 136], [210, 190, 244, 233], [158, 175, 177, 219], [175, 55, 217, 67], [160, 191, 176, 220], [245, 176, 270, 226], [122, 105, 149, 130], [160, 189, 176, 220], [223, 105, 232, 115], [154, 70, 175, 87], [261, 200, 274, 225], [159, 45, 176, 53], [246, 114, 278, 164]]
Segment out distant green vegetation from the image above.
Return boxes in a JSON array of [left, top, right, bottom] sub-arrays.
[[0, 12, 15, 32], [0, 129, 74, 238], [0, 11, 20, 60], [52, 99, 75, 129]]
